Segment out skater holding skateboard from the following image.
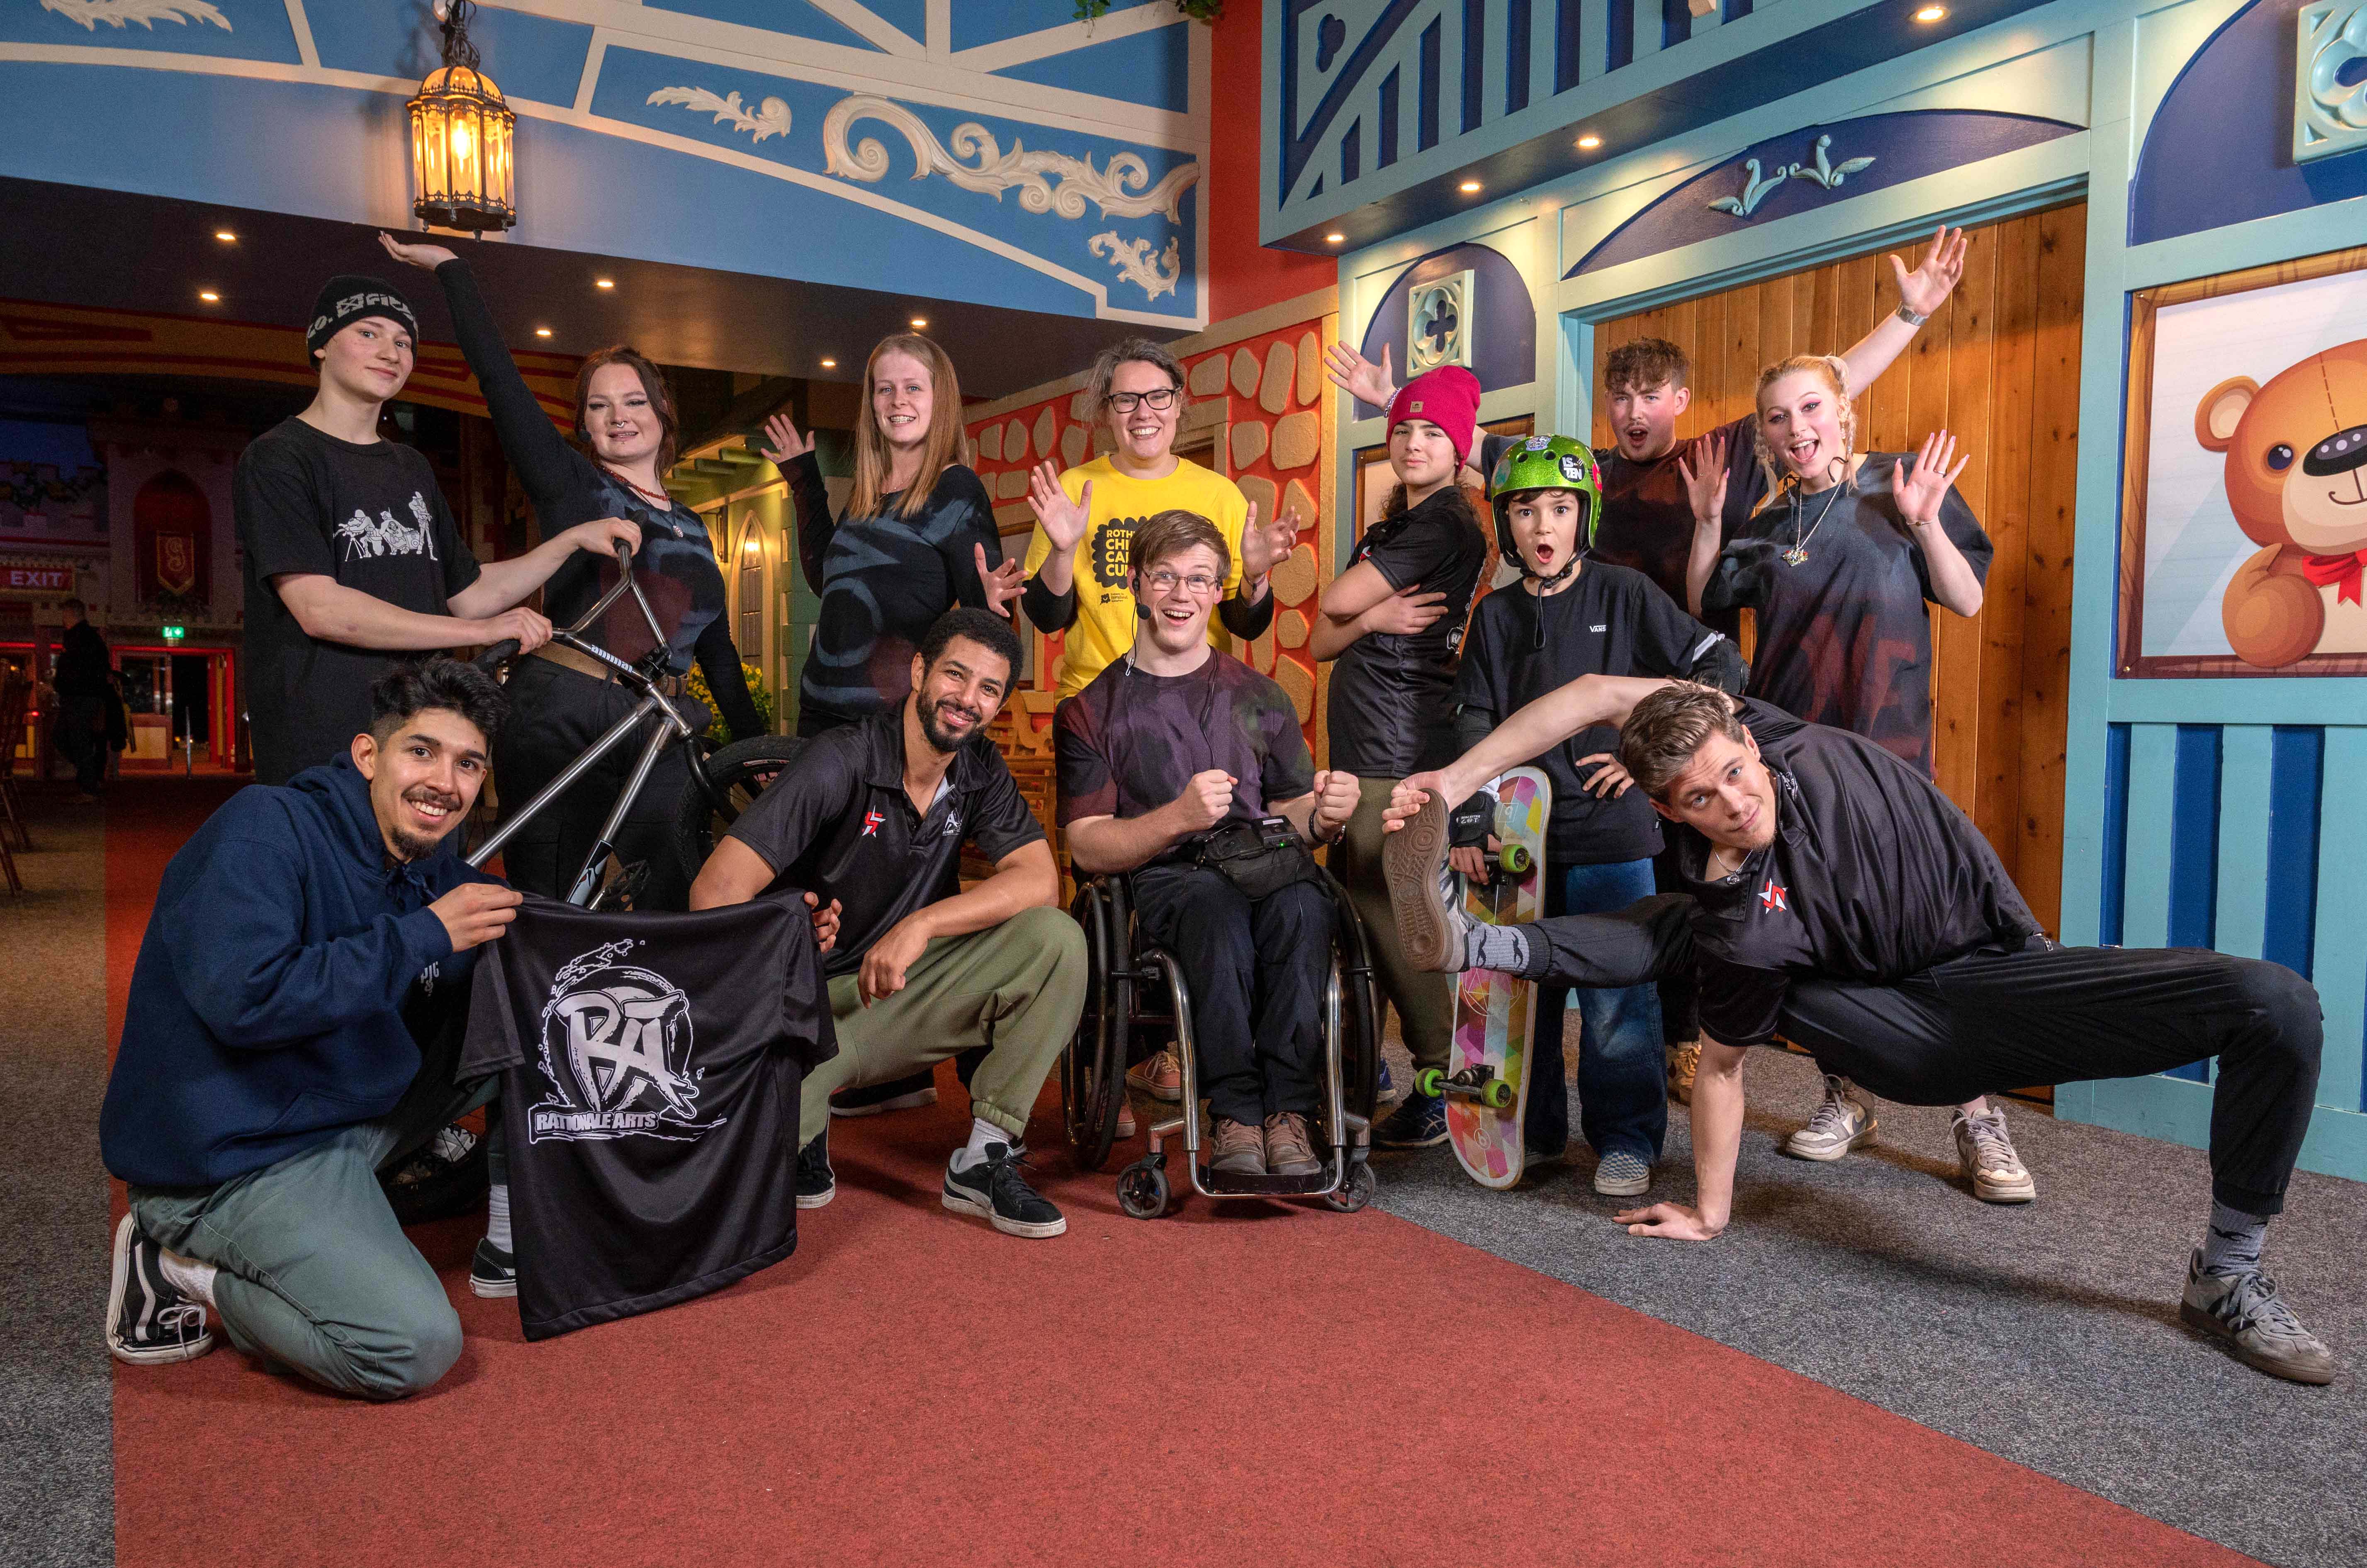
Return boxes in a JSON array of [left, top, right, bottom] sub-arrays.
[[1428, 437, 1738, 1195]]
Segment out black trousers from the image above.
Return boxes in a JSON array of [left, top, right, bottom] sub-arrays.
[[492, 658, 705, 910], [1131, 863, 1331, 1126], [1521, 897, 2323, 1216], [1650, 840, 1698, 1045]]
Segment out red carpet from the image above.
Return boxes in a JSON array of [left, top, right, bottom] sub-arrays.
[[102, 783, 2261, 1568]]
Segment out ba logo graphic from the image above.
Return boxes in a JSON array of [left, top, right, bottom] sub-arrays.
[[529, 939, 721, 1143]]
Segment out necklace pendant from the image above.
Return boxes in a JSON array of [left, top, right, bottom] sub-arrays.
[[1782, 545, 1809, 567]]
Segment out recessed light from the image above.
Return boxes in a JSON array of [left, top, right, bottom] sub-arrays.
[[1576, 134, 1602, 150], [1325, 232, 1346, 243], [909, 317, 928, 329], [197, 291, 220, 303], [1458, 180, 1482, 193], [213, 230, 236, 242], [1914, 4, 1946, 19], [820, 357, 837, 369], [534, 326, 552, 338], [594, 278, 614, 290]]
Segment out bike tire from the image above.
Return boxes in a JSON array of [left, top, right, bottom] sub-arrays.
[[672, 734, 806, 880]]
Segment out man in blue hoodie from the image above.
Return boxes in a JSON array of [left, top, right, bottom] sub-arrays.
[[100, 657, 522, 1399]]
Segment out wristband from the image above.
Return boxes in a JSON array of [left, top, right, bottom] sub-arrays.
[[1894, 302, 1928, 328], [1448, 794, 1492, 847]]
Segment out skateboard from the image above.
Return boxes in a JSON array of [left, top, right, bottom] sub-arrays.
[[1418, 768, 1549, 1189]]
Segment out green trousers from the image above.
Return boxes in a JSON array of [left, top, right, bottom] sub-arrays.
[[803, 904, 1086, 1148], [1331, 775, 1455, 1073]]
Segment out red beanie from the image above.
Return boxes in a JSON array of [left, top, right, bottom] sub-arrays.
[[1388, 365, 1482, 467]]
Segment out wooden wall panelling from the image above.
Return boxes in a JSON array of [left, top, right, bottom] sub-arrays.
[[2018, 205, 2086, 935]]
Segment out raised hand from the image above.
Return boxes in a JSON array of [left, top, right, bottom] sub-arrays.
[[1890, 225, 1968, 319], [758, 410, 813, 466], [1026, 460, 1091, 551], [1309, 767, 1360, 841], [1676, 430, 1730, 525], [378, 232, 457, 271], [1894, 429, 1971, 528], [975, 543, 1024, 618], [1322, 341, 1397, 408], [1239, 501, 1298, 583], [1170, 769, 1236, 834], [1364, 585, 1448, 637]]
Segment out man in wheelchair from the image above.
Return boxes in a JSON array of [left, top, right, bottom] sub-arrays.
[[1054, 510, 1360, 1179], [690, 608, 1085, 1240]]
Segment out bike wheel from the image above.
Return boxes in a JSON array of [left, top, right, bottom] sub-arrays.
[[672, 735, 806, 878]]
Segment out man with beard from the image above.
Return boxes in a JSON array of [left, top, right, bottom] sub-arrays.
[[690, 608, 1084, 1239], [101, 659, 521, 1397]]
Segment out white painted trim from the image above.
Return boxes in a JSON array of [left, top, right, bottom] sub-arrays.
[[926, 0, 949, 58], [281, 0, 318, 70], [948, 4, 1182, 73], [807, 0, 923, 57], [0, 41, 1202, 329], [572, 31, 607, 115]]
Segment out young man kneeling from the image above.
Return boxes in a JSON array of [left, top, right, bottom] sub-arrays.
[[102, 659, 521, 1398]]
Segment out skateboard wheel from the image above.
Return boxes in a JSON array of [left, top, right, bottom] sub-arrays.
[[1498, 843, 1532, 875], [1414, 1067, 1445, 1098], [1479, 1079, 1513, 1110]]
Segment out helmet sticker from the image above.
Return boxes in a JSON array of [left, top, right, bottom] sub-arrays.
[[1559, 455, 1586, 482], [1525, 436, 1549, 450]]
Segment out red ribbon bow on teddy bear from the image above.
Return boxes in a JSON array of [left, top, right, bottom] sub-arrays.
[[2300, 548, 2367, 607]]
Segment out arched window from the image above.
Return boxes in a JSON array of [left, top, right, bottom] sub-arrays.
[[736, 512, 765, 661]]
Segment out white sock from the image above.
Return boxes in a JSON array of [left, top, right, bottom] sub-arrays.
[[485, 1182, 513, 1252], [951, 1118, 1008, 1171], [157, 1248, 217, 1309]]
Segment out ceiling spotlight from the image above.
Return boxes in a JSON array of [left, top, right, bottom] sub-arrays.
[[213, 229, 236, 242], [1325, 232, 1345, 243], [1914, 4, 1946, 18], [534, 326, 552, 338], [198, 291, 220, 303], [820, 357, 837, 369], [1576, 134, 1602, 150], [594, 278, 614, 290], [1458, 180, 1482, 193], [909, 316, 928, 328]]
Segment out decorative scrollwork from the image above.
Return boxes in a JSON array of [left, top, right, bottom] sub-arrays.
[[823, 95, 1199, 222], [2297, 1, 2367, 163], [38, 0, 229, 28], [1708, 135, 1873, 218], [1088, 233, 1182, 300], [647, 87, 792, 143]]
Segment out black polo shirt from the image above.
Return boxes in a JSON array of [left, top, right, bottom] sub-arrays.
[[1670, 699, 2043, 1048], [723, 709, 1045, 977]]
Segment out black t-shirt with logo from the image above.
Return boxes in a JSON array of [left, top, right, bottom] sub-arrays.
[[1326, 485, 1491, 778], [235, 417, 482, 785], [1054, 652, 1314, 862], [460, 892, 836, 1340], [1670, 699, 2043, 1048], [1454, 562, 1726, 866], [723, 710, 1046, 977]]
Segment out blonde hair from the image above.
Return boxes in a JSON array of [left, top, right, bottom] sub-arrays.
[[1752, 354, 1859, 504], [849, 334, 971, 521]]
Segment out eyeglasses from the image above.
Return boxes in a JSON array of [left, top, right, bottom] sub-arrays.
[[1143, 568, 1219, 596], [1105, 387, 1180, 415]]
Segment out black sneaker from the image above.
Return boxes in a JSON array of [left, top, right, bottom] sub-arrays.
[[942, 1144, 1067, 1238], [107, 1215, 213, 1366], [469, 1237, 517, 1299], [830, 1071, 938, 1119], [381, 1123, 489, 1226], [1374, 1091, 1448, 1148], [797, 1133, 836, 1210]]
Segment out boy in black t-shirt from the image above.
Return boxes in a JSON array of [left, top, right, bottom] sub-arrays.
[[1441, 438, 1737, 1195], [237, 272, 640, 784], [1056, 511, 1359, 1180]]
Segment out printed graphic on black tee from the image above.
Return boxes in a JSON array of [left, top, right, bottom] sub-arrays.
[[530, 939, 720, 1143]]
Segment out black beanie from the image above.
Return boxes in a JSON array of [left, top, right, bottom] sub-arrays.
[[305, 275, 420, 359]]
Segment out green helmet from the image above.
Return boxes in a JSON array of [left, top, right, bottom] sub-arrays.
[[1487, 435, 1603, 574]]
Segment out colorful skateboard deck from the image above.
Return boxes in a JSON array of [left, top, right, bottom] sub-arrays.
[[1433, 768, 1549, 1189]]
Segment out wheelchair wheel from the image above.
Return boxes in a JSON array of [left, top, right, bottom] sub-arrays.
[[673, 734, 805, 879], [1117, 1155, 1171, 1219], [1325, 1159, 1378, 1213], [1062, 883, 1128, 1172]]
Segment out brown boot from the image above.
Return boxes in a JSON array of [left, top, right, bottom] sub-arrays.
[[1263, 1111, 1321, 1177], [1209, 1116, 1265, 1176]]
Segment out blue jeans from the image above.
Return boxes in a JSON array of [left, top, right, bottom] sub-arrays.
[[1523, 857, 1666, 1162]]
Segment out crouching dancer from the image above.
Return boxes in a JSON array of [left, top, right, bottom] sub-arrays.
[[101, 659, 520, 1398], [690, 608, 1083, 1238], [1382, 678, 2334, 1385]]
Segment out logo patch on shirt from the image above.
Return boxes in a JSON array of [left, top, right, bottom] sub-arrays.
[[528, 940, 721, 1143], [862, 810, 885, 837], [1759, 881, 1789, 913], [942, 813, 962, 839]]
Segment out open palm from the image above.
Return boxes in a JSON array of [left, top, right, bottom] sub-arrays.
[[1894, 429, 1970, 527]]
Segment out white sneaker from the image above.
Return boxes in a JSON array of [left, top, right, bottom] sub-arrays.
[[1953, 1105, 2036, 1203], [1783, 1074, 1876, 1161]]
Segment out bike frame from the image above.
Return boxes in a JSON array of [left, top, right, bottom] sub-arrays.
[[466, 543, 730, 906]]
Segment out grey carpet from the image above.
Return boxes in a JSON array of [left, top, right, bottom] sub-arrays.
[[0, 786, 113, 1568], [1372, 1023, 2367, 1568]]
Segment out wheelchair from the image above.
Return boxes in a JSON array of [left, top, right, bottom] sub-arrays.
[[1062, 867, 1382, 1218]]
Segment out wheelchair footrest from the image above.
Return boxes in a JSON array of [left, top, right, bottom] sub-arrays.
[[1195, 1167, 1339, 1198]]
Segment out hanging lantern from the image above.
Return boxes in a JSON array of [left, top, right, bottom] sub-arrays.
[[407, 0, 516, 232]]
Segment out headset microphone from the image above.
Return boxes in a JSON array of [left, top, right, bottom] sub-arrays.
[[1136, 600, 1150, 620]]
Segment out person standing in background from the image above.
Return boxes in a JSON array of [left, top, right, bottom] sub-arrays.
[[53, 597, 112, 799]]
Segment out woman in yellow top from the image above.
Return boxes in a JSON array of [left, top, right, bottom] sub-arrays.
[[1019, 338, 1299, 701]]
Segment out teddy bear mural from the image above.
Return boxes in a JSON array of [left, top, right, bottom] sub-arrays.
[[2197, 341, 2367, 667]]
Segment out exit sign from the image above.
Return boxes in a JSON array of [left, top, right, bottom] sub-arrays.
[[0, 561, 74, 594]]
